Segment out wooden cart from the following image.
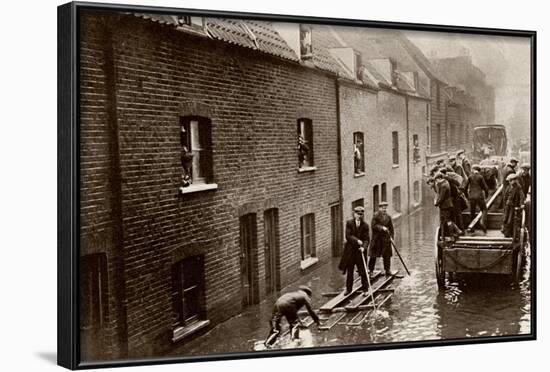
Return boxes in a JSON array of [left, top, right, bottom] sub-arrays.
[[434, 186, 528, 289]]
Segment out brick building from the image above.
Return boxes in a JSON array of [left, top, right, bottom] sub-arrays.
[[79, 11, 344, 360]]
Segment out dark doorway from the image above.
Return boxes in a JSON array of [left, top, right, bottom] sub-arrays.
[[330, 204, 343, 256], [240, 213, 258, 306], [264, 209, 280, 295]]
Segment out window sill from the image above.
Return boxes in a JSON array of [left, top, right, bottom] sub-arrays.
[[300, 257, 319, 270], [392, 164, 399, 169], [179, 183, 218, 195], [391, 213, 403, 220], [354, 172, 365, 178], [172, 320, 210, 343], [298, 166, 317, 173]]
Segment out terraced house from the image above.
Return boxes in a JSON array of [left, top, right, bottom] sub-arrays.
[[78, 9, 491, 362]]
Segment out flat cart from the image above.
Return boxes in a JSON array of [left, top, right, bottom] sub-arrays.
[[434, 186, 528, 289]]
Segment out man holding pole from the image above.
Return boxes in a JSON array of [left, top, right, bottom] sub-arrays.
[[338, 206, 370, 296], [368, 201, 394, 277]]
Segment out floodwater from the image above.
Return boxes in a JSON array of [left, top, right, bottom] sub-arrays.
[[169, 205, 532, 356]]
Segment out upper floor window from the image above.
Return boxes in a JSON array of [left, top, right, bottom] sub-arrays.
[[392, 131, 399, 165], [412, 134, 421, 163], [353, 132, 365, 174], [176, 15, 204, 28], [299, 25, 313, 59], [297, 118, 314, 168], [180, 116, 213, 187]]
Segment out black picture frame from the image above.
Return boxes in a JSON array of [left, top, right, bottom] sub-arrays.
[[58, 1, 537, 369]]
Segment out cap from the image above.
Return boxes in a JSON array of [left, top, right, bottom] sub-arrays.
[[430, 165, 440, 174], [353, 206, 365, 214], [472, 164, 481, 171], [434, 172, 444, 179], [520, 163, 531, 169], [436, 159, 445, 165], [456, 150, 465, 156], [509, 157, 519, 163], [439, 167, 448, 174], [449, 155, 456, 161], [298, 285, 312, 296], [506, 173, 518, 181], [379, 201, 389, 207]]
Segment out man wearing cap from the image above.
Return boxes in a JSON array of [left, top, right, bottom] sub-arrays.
[[265, 286, 320, 346], [448, 155, 466, 186], [464, 165, 489, 233], [440, 167, 465, 230], [368, 202, 394, 276], [434, 172, 461, 239], [457, 150, 471, 177], [518, 163, 531, 196], [501, 158, 518, 207], [502, 173, 525, 238], [338, 206, 370, 295]]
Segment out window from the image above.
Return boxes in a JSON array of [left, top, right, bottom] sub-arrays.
[[300, 214, 316, 261], [353, 132, 365, 174], [412, 134, 420, 163], [413, 72, 419, 91], [180, 116, 213, 186], [413, 181, 420, 203], [436, 83, 441, 111], [381, 183, 387, 203], [392, 186, 401, 213], [297, 118, 314, 168], [354, 52, 363, 80], [352, 198, 364, 215], [299, 25, 313, 59], [80, 254, 108, 331], [392, 131, 399, 165], [176, 16, 204, 28], [172, 256, 206, 329], [373, 185, 380, 213]]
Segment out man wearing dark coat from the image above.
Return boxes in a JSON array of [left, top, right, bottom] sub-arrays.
[[338, 206, 370, 295], [449, 156, 466, 187], [434, 172, 461, 239], [265, 285, 320, 346], [464, 165, 489, 233], [368, 202, 394, 276], [502, 174, 525, 238], [501, 158, 518, 208], [518, 163, 531, 196], [457, 150, 471, 177]]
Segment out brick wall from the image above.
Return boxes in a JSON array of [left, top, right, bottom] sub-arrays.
[[407, 97, 430, 207], [79, 11, 340, 359]]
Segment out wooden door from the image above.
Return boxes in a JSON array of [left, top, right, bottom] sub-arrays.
[[330, 204, 343, 257], [264, 209, 280, 295], [240, 213, 258, 306]]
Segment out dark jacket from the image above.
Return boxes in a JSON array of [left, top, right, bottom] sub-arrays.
[[338, 219, 370, 273], [462, 157, 472, 177], [519, 172, 531, 196], [274, 290, 319, 323], [504, 181, 525, 207], [464, 172, 489, 200], [435, 178, 453, 209], [451, 163, 466, 185], [368, 212, 394, 257], [502, 164, 516, 187]]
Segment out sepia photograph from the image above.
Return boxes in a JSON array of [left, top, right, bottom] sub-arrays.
[[58, 1, 535, 368]]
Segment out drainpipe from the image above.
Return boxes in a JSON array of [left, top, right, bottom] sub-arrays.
[[335, 79, 344, 257], [405, 96, 411, 214]]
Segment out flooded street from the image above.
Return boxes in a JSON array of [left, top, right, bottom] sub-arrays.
[[170, 205, 531, 356]]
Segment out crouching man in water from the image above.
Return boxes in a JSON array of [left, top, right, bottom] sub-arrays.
[[265, 286, 320, 347]]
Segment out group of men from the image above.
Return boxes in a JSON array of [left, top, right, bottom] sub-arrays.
[[428, 150, 531, 239]]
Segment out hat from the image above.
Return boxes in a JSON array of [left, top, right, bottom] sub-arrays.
[[509, 157, 519, 163], [506, 173, 518, 181], [456, 150, 465, 156], [434, 172, 444, 179], [449, 155, 457, 161], [439, 167, 448, 174], [298, 285, 312, 296], [472, 164, 481, 171], [520, 163, 531, 169], [378, 201, 389, 207], [436, 159, 445, 165], [353, 206, 365, 214]]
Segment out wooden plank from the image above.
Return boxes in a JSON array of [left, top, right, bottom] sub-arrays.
[[345, 311, 370, 326], [318, 312, 347, 330], [319, 271, 382, 313], [444, 247, 514, 274], [344, 273, 396, 311], [468, 184, 502, 230]]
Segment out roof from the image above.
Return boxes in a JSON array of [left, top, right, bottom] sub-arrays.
[[397, 34, 448, 84]]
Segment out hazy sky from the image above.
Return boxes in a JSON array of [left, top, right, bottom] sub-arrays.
[[405, 30, 531, 139]]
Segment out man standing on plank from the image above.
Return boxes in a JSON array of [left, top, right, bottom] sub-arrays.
[[338, 206, 370, 296], [368, 201, 394, 277]]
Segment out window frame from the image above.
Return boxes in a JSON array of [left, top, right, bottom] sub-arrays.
[[381, 183, 387, 203], [392, 186, 402, 213], [353, 132, 365, 175], [297, 118, 314, 169], [300, 213, 316, 261], [373, 185, 380, 213], [413, 180, 421, 204], [392, 131, 399, 165], [180, 116, 213, 186], [172, 255, 206, 329]]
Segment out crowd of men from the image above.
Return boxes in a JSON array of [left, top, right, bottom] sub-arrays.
[[427, 150, 531, 240]]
